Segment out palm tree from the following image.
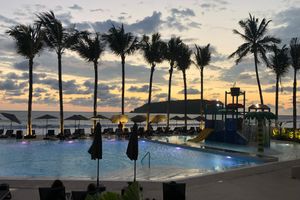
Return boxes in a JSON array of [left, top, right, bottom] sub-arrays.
[[72, 31, 105, 130], [194, 44, 211, 118], [165, 37, 183, 129], [176, 43, 192, 131], [7, 24, 44, 137], [229, 14, 280, 105], [140, 33, 166, 131], [290, 38, 300, 136], [37, 11, 78, 136], [268, 45, 289, 122], [102, 24, 139, 114]]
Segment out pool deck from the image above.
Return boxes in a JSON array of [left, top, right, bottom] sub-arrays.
[[2, 158, 300, 200]]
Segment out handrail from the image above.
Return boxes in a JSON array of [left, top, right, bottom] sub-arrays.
[[141, 151, 151, 168]]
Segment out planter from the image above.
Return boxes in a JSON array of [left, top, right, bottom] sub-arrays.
[[230, 87, 240, 96]]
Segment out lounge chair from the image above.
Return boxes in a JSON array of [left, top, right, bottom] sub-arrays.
[[0, 129, 4, 136], [39, 187, 66, 200], [0, 130, 14, 138], [71, 191, 87, 200], [47, 130, 55, 137], [0, 183, 11, 200], [163, 181, 185, 200], [79, 129, 85, 136], [64, 129, 71, 138], [16, 130, 23, 139]]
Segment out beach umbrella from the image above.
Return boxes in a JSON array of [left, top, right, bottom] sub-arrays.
[[1, 113, 21, 129], [88, 123, 102, 187], [126, 129, 138, 182], [90, 114, 109, 122], [150, 115, 166, 124], [194, 116, 205, 122], [131, 115, 146, 123], [170, 116, 181, 126], [110, 114, 128, 124], [180, 116, 193, 121], [35, 114, 57, 134], [65, 115, 88, 129]]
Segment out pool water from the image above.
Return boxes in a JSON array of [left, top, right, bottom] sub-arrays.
[[0, 139, 262, 180]]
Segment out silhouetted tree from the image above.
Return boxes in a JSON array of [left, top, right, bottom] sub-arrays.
[[165, 37, 183, 129], [72, 31, 105, 130], [229, 14, 280, 105], [194, 44, 211, 118], [290, 38, 300, 136], [268, 45, 289, 122], [7, 24, 44, 136], [102, 24, 139, 114], [176, 43, 192, 131], [140, 33, 166, 130], [37, 11, 78, 136]]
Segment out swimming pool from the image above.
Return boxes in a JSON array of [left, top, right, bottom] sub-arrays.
[[0, 139, 263, 181]]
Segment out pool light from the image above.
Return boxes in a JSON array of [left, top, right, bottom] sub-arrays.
[[176, 147, 181, 150], [67, 140, 74, 144], [21, 141, 28, 145], [226, 156, 232, 159]]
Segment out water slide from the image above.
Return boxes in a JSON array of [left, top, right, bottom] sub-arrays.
[[188, 128, 214, 143]]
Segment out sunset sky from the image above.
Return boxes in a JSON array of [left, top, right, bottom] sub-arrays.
[[0, 0, 299, 114]]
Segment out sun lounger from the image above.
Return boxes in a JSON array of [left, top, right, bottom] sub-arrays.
[[0, 183, 11, 200], [0, 130, 14, 138], [39, 187, 66, 200], [0, 129, 3, 136], [16, 130, 23, 139], [64, 129, 71, 137], [46, 130, 55, 137], [71, 191, 87, 200]]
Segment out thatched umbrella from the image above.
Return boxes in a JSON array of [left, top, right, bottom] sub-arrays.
[[1, 113, 21, 129], [35, 114, 57, 134], [88, 123, 102, 187], [65, 115, 88, 129], [245, 111, 276, 152]]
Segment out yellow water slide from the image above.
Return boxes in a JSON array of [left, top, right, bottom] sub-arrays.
[[188, 128, 214, 143]]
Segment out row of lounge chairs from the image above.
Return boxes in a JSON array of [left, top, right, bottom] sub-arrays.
[[0, 129, 34, 139], [45, 129, 86, 140]]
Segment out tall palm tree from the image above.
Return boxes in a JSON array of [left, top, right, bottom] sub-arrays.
[[229, 14, 280, 105], [102, 24, 139, 114], [194, 44, 211, 118], [72, 31, 105, 130], [140, 33, 166, 131], [176, 43, 192, 131], [268, 45, 289, 122], [7, 24, 44, 137], [37, 11, 78, 136], [165, 37, 183, 129], [290, 38, 300, 136]]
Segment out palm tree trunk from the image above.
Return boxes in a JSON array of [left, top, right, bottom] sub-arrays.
[[166, 63, 174, 129], [121, 54, 125, 115], [254, 51, 264, 105], [293, 68, 297, 137], [93, 61, 98, 131], [58, 53, 64, 136], [275, 75, 279, 127], [146, 64, 155, 131], [183, 70, 187, 132], [200, 67, 204, 117], [27, 58, 33, 136]]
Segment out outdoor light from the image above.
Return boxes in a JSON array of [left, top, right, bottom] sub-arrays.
[[255, 103, 259, 108]]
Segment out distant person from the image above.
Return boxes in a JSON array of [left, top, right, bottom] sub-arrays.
[[50, 179, 65, 200], [85, 183, 100, 200], [132, 122, 138, 133], [118, 122, 123, 132]]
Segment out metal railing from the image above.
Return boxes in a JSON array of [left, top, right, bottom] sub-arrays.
[[141, 151, 151, 168]]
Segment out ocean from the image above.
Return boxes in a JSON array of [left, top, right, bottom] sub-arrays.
[[0, 110, 299, 135]]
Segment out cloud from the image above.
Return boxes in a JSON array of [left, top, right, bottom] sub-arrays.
[[178, 88, 200, 94], [13, 60, 40, 71], [197, 0, 229, 12], [264, 85, 300, 93], [170, 8, 195, 17], [0, 15, 18, 26], [69, 4, 83, 10], [128, 85, 161, 93], [0, 79, 26, 91], [272, 7, 300, 43]]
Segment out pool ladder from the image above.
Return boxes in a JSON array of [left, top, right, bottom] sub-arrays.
[[141, 151, 151, 168]]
